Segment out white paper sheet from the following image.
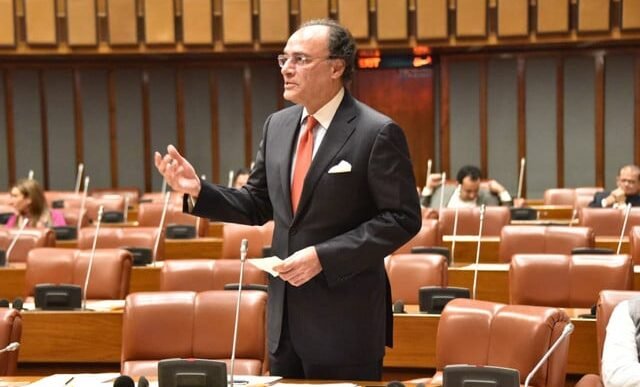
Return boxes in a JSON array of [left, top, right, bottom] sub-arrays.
[[248, 256, 284, 277]]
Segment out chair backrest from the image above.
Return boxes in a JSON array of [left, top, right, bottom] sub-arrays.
[[222, 223, 265, 259], [121, 290, 268, 377], [544, 188, 576, 205], [160, 259, 267, 292], [579, 208, 640, 237], [394, 219, 441, 254], [574, 187, 603, 210], [630, 226, 640, 265], [44, 191, 81, 208], [64, 196, 126, 223], [91, 188, 140, 204], [438, 207, 510, 237], [499, 225, 594, 263], [78, 227, 164, 261], [0, 227, 56, 263], [0, 308, 22, 376], [436, 298, 571, 387], [59, 207, 90, 228], [386, 254, 447, 304], [509, 254, 633, 308], [137, 202, 208, 237], [25, 247, 133, 299]]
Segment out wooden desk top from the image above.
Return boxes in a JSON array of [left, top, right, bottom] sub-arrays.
[[55, 237, 223, 259]]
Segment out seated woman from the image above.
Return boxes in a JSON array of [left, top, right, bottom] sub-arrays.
[[5, 179, 66, 228]]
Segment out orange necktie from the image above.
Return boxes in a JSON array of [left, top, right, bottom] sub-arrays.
[[291, 115, 318, 213]]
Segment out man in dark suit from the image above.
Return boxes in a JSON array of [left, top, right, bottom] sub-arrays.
[[589, 165, 640, 208], [154, 19, 421, 380]]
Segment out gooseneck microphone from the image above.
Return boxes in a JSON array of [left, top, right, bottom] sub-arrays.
[[77, 176, 90, 230], [523, 322, 574, 387], [517, 157, 525, 200], [5, 218, 29, 266], [152, 192, 171, 266], [471, 205, 486, 300], [438, 172, 447, 210], [0, 342, 20, 353], [229, 238, 249, 386], [451, 206, 460, 265], [74, 163, 84, 193], [83, 205, 104, 311], [617, 203, 632, 254], [425, 159, 432, 192]]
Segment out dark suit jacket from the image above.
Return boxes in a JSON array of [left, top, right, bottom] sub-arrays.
[[188, 92, 421, 366], [589, 191, 640, 208]]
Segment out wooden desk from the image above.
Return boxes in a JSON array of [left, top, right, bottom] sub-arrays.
[[55, 237, 223, 259], [530, 205, 574, 220]]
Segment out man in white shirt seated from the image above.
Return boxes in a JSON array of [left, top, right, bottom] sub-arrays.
[[602, 298, 640, 387], [421, 165, 513, 209]]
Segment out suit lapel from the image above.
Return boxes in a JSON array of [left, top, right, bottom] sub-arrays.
[[293, 93, 358, 222], [277, 107, 303, 222]]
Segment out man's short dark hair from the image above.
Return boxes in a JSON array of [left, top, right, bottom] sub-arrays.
[[456, 165, 482, 184], [298, 18, 356, 83]]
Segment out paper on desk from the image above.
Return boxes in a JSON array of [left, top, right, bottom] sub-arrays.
[[25, 373, 120, 386], [248, 256, 284, 277]]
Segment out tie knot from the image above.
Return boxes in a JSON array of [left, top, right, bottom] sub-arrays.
[[305, 115, 318, 133]]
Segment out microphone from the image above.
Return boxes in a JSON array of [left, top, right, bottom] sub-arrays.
[[113, 375, 135, 387], [617, 203, 632, 254], [74, 163, 84, 193], [425, 158, 432, 193], [523, 322, 574, 387], [229, 238, 248, 386], [123, 196, 130, 224], [5, 218, 29, 266], [228, 170, 235, 188], [439, 172, 447, 210], [0, 342, 20, 353], [472, 205, 486, 299], [77, 176, 90, 230], [152, 192, 171, 266], [517, 157, 525, 199], [27, 170, 34, 180], [83, 205, 103, 311], [451, 206, 460, 265]]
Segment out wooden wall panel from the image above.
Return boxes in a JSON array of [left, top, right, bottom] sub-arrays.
[[108, 0, 137, 45], [0, 0, 15, 46], [259, 0, 289, 43], [416, 0, 447, 40], [144, 0, 175, 44], [337, 0, 368, 39], [456, 0, 487, 37], [25, 0, 57, 44], [537, 0, 569, 33], [299, 0, 329, 23], [622, 0, 640, 30], [67, 0, 97, 46], [183, 0, 213, 44], [497, 0, 528, 37], [376, 0, 407, 40], [578, 0, 610, 32], [222, 0, 252, 44]]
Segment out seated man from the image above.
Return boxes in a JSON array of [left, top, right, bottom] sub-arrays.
[[602, 297, 640, 387], [589, 165, 640, 208], [421, 165, 513, 209]]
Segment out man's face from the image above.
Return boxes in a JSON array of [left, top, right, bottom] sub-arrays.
[[459, 177, 480, 202], [617, 168, 640, 196], [280, 25, 341, 112]]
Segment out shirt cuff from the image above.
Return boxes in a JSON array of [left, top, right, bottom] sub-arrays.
[[499, 191, 512, 203], [601, 198, 609, 208], [421, 187, 433, 197]]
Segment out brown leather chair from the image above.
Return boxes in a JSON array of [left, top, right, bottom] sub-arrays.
[[77, 227, 164, 261], [386, 253, 447, 304], [431, 298, 571, 387], [138, 202, 209, 237], [91, 188, 140, 204], [0, 308, 22, 376], [25, 247, 133, 299], [543, 188, 576, 205], [630, 226, 640, 265], [438, 207, 510, 237], [121, 290, 268, 377], [574, 290, 640, 387], [44, 191, 81, 208], [580, 207, 640, 237], [64, 196, 127, 223], [394, 219, 441, 254], [0, 227, 56, 263], [509, 254, 633, 308], [222, 223, 265, 259], [499, 225, 594, 263], [160, 259, 267, 292]]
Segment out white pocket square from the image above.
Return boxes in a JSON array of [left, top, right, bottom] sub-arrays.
[[328, 160, 352, 174]]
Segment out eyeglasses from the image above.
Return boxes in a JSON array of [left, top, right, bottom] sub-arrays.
[[277, 54, 336, 68]]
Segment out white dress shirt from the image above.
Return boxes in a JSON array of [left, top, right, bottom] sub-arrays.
[[602, 300, 640, 387]]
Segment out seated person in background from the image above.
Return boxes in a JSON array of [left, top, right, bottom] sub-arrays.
[[589, 165, 640, 208], [232, 168, 250, 189], [601, 297, 640, 387], [421, 165, 514, 208], [5, 179, 66, 228]]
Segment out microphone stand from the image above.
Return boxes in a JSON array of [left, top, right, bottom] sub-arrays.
[[83, 206, 103, 311], [152, 192, 171, 267], [229, 238, 248, 386], [438, 172, 447, 211], [5, 218, 29, 267], [472, 205, 486, 300], [74, 163, 84, 194], [617, 203, 632, 254], [524, 323, 574, 387], [77, 176, 90, 231], [451, 206, 459, 265]]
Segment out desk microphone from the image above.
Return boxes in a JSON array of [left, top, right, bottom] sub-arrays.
[[523, 322, 574, 387], [0, 342, 20, 353], [517, 157, 525, 199], [5, 218, 29, 267], [425, 159, 432, 193], [229, 238, 248, 386], [77, 176, 90, 230], [27, 170, 34, 180], [451, 207, 460, 265], [152, 192, 171, 266], [472, 205, 486, 299], [438, 172, 447, 210], [83, 205, 103, 311], [617, 203, 632, 254], [228, 170, 235, 188], [74, 163, 84, 193]]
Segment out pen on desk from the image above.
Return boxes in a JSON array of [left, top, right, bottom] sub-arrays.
[[64, 376, 74, 385]]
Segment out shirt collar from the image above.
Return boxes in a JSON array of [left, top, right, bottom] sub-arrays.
[[301, 87, 345, 130]]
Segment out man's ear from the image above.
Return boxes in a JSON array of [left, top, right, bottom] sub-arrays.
[[330, 59, 345, 80]]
